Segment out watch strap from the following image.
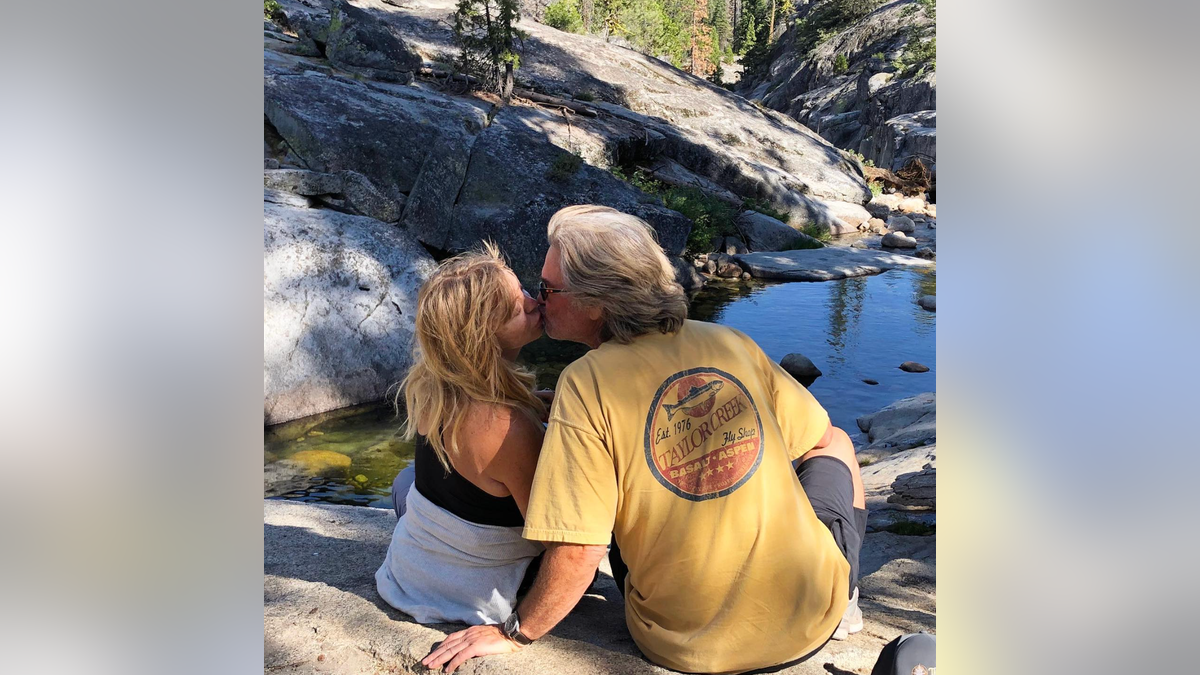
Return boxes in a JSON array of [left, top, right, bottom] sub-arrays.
[[503, 611, 534, 646]]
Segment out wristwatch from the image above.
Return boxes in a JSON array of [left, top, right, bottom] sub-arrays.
[[501, 610, 534, 646]]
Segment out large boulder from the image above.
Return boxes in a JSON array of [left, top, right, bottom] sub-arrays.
[[264, 66, 488, 208], [289, 0, 422, 78], [318, 0, 872, 220], [888, 464, 936, 508], [886, 214, 916, 233], [855, 392, 936, 461], [881, 231, 918, 248], [670, 256, 706, 296], [735, 210, 823, 252], [265, 56, 689, 285], [865, 110, 937, 178], [264, 201, 437, 425], [430, 104, 692, 286]]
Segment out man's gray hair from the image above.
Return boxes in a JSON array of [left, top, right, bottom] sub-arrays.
[[547, 205, 688, 344]]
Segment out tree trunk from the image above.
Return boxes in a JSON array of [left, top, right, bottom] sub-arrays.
[[501, 62, 514, 101], [769, 0, 776, 39]]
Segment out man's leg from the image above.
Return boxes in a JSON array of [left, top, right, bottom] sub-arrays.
[[794, 426, 867, 640], [798, 426, 864, 509]]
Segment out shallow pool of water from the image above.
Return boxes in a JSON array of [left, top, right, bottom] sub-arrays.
[[691, 269, 935, 438], [264, 268, 935, 507]]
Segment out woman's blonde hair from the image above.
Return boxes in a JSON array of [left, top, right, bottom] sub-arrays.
[[396, 242, 545, 472], [547, 205, 688, 344]]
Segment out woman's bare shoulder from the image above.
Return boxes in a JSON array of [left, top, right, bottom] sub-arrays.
[[458, 402, 544, 463]]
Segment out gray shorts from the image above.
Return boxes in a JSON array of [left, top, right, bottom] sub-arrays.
[[796, 456, 867, 595]]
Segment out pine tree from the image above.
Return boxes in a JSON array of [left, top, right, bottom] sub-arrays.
[[452, 0, 523, 98], [709, 0, 731, 55], [688, 0, 716, 77], [595, 0, 626, 38], [580, 0, 594, 31], [737, 13, 755, 55]]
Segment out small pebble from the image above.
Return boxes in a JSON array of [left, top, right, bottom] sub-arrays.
[[317, 654, 325, 662]]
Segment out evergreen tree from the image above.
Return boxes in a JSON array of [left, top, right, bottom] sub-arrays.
[[595, 0, 626, 37], [734, 12, 755, 55], [688, 0, 716, 77], [621, 0, 668, 56], [580, 0, 595, 31], [453, 0, 523, 98], [709, 0, 731, 55]]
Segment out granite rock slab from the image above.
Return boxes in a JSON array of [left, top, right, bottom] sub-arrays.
[[265, 499, 934, 674], [733, 246, 933, 281]]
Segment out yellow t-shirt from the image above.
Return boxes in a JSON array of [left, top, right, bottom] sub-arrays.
[[523, 320, 849, 674]]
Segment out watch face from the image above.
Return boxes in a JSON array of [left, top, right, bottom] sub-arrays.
[[503, 613, 518, 635]]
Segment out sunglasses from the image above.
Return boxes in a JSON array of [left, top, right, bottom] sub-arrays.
[[536, 280, 568, 301]]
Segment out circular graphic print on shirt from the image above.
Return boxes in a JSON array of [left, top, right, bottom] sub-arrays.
[[643, 367, 764, 501]]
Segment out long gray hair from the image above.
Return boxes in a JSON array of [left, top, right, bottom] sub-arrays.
[[547, 205, 688, 344]]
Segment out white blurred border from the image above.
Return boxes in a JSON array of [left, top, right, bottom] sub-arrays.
[[0, 1, 263, 673], [941, 0, 1200, 673], [1, 0, 1198, 673]]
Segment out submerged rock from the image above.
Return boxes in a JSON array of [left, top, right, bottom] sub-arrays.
[[288, 449, 353, 475], [899, 361, 930, 373]]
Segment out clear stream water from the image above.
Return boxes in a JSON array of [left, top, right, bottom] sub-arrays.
[[264, 268, 936, 508]]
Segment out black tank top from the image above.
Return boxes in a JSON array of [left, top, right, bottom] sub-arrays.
[[413, 433, 524, 527]]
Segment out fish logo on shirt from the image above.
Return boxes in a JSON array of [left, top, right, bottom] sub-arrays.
[[662, 380, 724, 420], [644, 368, 764, 502]]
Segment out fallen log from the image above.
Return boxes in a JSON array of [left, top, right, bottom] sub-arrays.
[[514, 88, 598, 117]]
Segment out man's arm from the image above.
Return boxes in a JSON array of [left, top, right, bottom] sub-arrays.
[[420, 541, 607, 673]]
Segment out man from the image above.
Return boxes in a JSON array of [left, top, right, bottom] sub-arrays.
[[423, 205, 867, 674]]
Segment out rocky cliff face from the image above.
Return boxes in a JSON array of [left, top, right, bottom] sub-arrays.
[[264, 0, 879, 422], [741, 0, 936, 177]]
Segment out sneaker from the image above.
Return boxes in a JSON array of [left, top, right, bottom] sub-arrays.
[[832, 587, 863, 640]]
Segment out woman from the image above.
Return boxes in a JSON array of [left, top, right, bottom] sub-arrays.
[[375, 243, 549, 626]]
